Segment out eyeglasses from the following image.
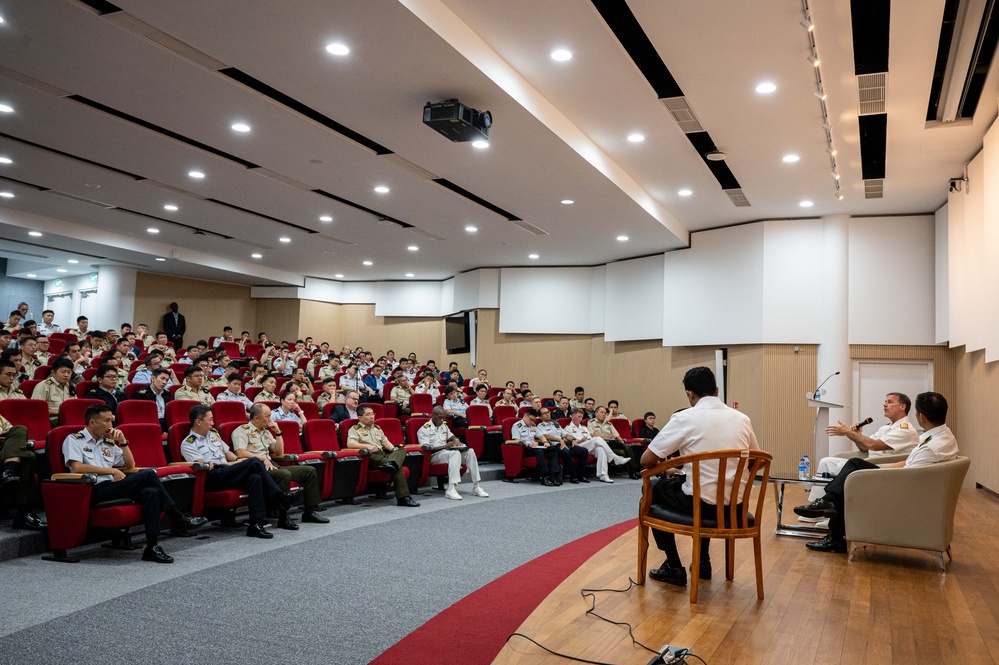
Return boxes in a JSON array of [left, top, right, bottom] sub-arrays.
[[0, 371, 17, 378], [103, 374, 119, 380]]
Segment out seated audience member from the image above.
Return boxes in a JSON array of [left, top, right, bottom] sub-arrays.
[[1, 412, 44, 530], [417, 406, 488, 500], [442, 385, 469, 429], [423, 359, 440, 379], [440, 362, 463, 387], [588, 406, 640, 479], [355, 368, 383, 405], [338, 364, 366, 397], [0, 360, 25, 400], [399, 358, 418, 383], [552, 396, 572, 421], [390, 375, 415, 416], [546, 390, 564, 408], [582, 398, 597, 419], [565, 408, 629, 483], [316, 377, 340, 409], [536, 407, 588, 484], [608, 400, 627, 420], [133, 354, 177, 386], [469, 384, 492, 415], [569, 386, 586, 410], [135, 323, 155, 348], [113, 338, 137, 371], [149, 332, 177, 363], [530, 396, 543, 412], [518, 391, 534, 409], [469, 369, 489, 389], [2, 311, 21, 334], [231, 404, 329, 529], [306, 349, 324, 378], [217, 374, 253, 412], [235, 330, 251, 355], [246, 363, 268, 387], [271, 389, 307, 432], [34, 335, 52, 366], [64, 404, 207, 563], [85, 363, 128, 416], [37, 309, 60, 336], [511, 408, 560, 486], [291, 368, 314, 400], [212, 352, 233, 377], [33, 357, 74, 425], [496, 389, 518, 408], [346, 404, 419, 507], [2, 349, 26, 386], [328, 390, 361, 424], [317, 355, 340, 381], [639, 366, 759, 586], [175, 365, 215, 406], [0, 330, 11, 354], [252, 374, 280, 403], [639, 412, 660, 440], [17, 336, 41, 378], [414, 372, 440, 400], [795, 392, 959, 555], [385, 349, 398, 368], [132, 369, 173, 431], [181, 405, 293, 539]]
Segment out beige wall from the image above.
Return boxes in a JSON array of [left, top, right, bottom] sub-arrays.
[[133, 273, 257, 346], [954, 347, 999, 492]]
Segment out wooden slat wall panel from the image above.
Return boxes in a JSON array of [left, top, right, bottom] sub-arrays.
[[763, 344, 818, 477]]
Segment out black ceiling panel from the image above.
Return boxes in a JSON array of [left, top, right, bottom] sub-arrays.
[[686, 132, 741, 190], [858, 114, 887, 180], [851, 0, 891, 75], [590, 0, 683, 98]]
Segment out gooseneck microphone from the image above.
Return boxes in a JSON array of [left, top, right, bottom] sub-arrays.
[[813, 371, 840, 399]]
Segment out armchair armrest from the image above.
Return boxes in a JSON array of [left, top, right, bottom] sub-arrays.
[[169, 461, 209, 470], [318, 450, 336, 459], [504, 439, 524, 446], [50, 473, 97, 483], [272, 453, 300, 462], [467, 426, 487, 430]]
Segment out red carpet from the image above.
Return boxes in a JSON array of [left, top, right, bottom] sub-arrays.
[[370, 518, 638, 665]]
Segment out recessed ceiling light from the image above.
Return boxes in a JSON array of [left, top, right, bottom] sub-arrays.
[[561, 199, 574, 205], [0, 192, 13, 198], [279, 237, 291, 243], [374, 185, 390, 194], [155, 258, 166, 262], [528, 253, 539, 259], [28, 231, 42, 237], [56, 269, 67, 273], [147, 227, 159, 234], [782, 154, 800, 163], [465, 225, 478, 233], [755, 82, 777, 94], [550, 48, 572, 61], [0, 16, 5, 24], [799, 200, 814, 208], [163, 204, 178, 211], [678, 189, 693, 197], [405, 273, 415, 278], [471, 140, 489, 149], [616, 235, 629, 241], [251, 253, 263, 259], [188, 171, 205, 179], [319, 215, 333, 222], [407, 245, 418, 251], [325, 43, 350, 56], [334, 273, 344, 278], [0, 157, 11, 164], [26, 274, 36, 278], [0, 104, 13, 113], [363, 260, 373, 266], [627, 133, 645, 143], [231, 123, 251, 132], [67, 259, 79, 264]]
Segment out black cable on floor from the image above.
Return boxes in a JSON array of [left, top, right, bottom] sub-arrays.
[[505, 633, 618, 665], [579, 577, 659, 655]]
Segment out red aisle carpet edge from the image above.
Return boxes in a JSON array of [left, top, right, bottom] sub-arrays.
[[370, 518, 639, 665]]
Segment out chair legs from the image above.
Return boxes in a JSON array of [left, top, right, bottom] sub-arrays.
[[753, 536, 764, 600], [689, 535, 701, 603], [637, 524, 649, 584], [725, 539, 735, 580]]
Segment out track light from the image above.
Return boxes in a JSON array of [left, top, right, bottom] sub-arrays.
[[807, 55, 820, 67], [800, 20, 815, 32]]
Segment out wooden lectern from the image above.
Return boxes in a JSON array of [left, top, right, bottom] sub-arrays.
[[806, 394, 843, 461]]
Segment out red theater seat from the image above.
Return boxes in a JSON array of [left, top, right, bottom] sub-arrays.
[[302, 419, 364, 502]]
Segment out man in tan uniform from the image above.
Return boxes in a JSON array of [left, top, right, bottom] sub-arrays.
[[1, 413, 44, 530], [32, 358, 74, 425], [389, 375, 415, 415], [346, 404, 419, 507], [0, 360, 25, 401], [175, 365, 215, 406]]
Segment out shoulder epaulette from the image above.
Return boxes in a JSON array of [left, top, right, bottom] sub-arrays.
[[422, 422, 432, 428], [72, 432, 85, 439], [240, 424, 250, 429], [210, 428, 219, 434], [352, 423, 361, 429], [373, 424, 382, 430], [45, 378, 54, 385], [184, 435, 196, 442]]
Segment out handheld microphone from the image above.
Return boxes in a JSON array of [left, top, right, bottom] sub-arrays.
[[813, 371, 840, 398], [857, 417, 873, 428]]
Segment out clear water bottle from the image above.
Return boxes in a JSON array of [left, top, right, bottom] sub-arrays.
[[803, 455, 811, 479], [798, 456, 807, 480]]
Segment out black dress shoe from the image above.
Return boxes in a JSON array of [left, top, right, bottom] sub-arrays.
[[302, 510, 330, 524], [695, 560, 712, 581], [805, 535, 847, 553], [277, 514, 299, 530], [629, 471, 642, 480], [141, 545, 174, 564], [377, 461, 399, 474], [541, 477, 555, 487], [12, 513, 46, 531], [793, 499, 837, 519], [1, 469, 18, 488], [275, 491, 295, 511], [173, 514, 208, 531], [579, 477, 590, 484], [396, 495, 420, 507], [569, 478, 579, 484], [648, 563, 687, 587], [246, 522, 274, 539]]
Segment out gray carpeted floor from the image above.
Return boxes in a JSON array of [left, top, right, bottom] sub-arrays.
[[0, 478, 640, 664]]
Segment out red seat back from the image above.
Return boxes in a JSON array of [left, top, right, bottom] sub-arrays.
[[487, 387, 503, 398], [123, 382, 146, 398], [59, 399, 103, 427], [243, 343, 263, 359], [211, 400, 248, 426], [47, 425, 82, 473], [632, 419, 646, 438], [245, 386, 263, 402], [168, 422, 190, 462], [276, 419, 305, 454], [502, 417, 518, 440], [116, 400, 159, 426], [610, 418, 631, 440], [409, 393, 432, 415], [466, 404, 491, 427], [405, 417, 430, 445], [557, 418, 571, 428], [337, 418, 359, 448], [299, 401, 319, 421], [303, 419, 339, 452], [33, 365, 52, 380], [219, 341, 241, 358], [119, 423, 168, 467], [375, 418, 404, 446], [493, 405, 516, 424], [208, 385, 227, 398], [74, 380, 97, 398], [517, 406, 531, 419], [19, 379, 42, 399], [0, 399, 51, 443], [166, 400, 200, 428]]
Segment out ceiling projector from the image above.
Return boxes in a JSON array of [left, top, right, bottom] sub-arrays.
[[423, 99, 492, 143]]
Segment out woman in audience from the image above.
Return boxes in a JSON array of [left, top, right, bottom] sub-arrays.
[[272, 389, 306, 431]]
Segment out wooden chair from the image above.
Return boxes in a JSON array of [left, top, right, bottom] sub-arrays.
[[637, 449, 772, 603]]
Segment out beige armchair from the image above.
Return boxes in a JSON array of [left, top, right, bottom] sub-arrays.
[[833, 450, 909, 465], [843, 456, 970, 571]]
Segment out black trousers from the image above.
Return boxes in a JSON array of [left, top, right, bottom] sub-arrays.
[[651, 476, 712, 567], [206, 458, 282, 522], [557, 444, 589, 480], [821, 457, 879, 541], [1, 426, 36, 507], [91, 468, 175, 546], [533, 445, 561, 478], [267, 464, 322, 508]]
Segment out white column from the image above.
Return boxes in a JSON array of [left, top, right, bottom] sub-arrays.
[[817, 215, 852, 457], [93, 266, 137, 332]]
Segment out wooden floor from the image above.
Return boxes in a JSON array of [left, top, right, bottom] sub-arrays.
[[493, 485, 999, 665]]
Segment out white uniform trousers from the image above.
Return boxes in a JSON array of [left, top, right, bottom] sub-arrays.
[[574, 437, 624, 478], [430, 448, 481, 488]]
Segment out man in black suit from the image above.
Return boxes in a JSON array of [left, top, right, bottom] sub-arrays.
[[551, 396, 573, 421], [85, 364, 128, 417], [327, 389, 360, 424], [162, 302, 186, 351], [131, 368, 173, 432]]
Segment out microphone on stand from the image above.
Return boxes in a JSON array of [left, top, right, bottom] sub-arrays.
[[813, 371, 840, 399]]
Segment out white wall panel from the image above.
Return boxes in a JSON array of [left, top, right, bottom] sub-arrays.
[[604, 255, 664, 341], [948, 185, 967, 348], [984, 124, 999, 361], [662, 224, 765, 345], [298, 278, 343, 303], [340, 282, 376, 304], [848, 216, 936, 345], [762, 219, 823, 342], [374, 281, 443, 317], [964, 153, 985, 352], [589, 266, 606, 334], [499, 267, 599, 333], [440, 278, 454, 315], [935, 205, 949, 345], [478, 268, 500, 308], [452, 271, 480, 313]]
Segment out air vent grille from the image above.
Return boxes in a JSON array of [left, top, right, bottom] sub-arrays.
[[102, 12, 228, 70], [724, 189, 751, 207], [660, 97, 704, 133], [45, 190, 117, 209], [858, 73, 887, 115], [511, 221, 549, 236], [864, 179, 884, 198]]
